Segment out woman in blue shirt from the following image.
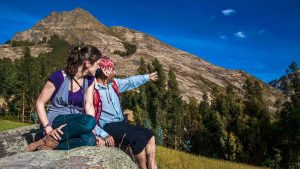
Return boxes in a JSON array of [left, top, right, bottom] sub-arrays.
[[94, 56, 158, 169]]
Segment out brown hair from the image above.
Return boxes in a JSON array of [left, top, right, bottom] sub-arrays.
[[65, 45, 102, 78]]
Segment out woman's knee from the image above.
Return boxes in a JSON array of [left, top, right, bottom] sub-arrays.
[[85, 135, 96, 146], [80, 114, 96, 132], [82, 132, 96, 146], [131, 134, 148, 155], [148, 136, 155, 144]]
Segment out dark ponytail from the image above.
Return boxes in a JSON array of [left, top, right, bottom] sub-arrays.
[[65, 45, 102, 78]]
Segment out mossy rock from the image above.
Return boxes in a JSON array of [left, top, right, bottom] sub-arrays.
[[0, 125, 137, 169]]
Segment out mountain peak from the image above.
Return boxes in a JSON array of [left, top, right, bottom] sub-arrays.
[[12, 8, 109, 44], [36, 7, 106, 29], [71, 7, 90, 14], [49, 8, 90, 16]]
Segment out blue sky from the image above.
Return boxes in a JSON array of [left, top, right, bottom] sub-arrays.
[[0, 0, 299, 82]]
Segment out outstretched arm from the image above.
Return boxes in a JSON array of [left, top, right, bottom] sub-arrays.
[[115, 72, 158, 93]]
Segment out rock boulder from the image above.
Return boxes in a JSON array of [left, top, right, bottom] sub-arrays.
[[0, 125, 137, 169]]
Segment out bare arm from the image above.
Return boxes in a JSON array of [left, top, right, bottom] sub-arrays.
[[36, 80, 67, 140], [36, 81, 55, 134], [85, 80, 95, 117]]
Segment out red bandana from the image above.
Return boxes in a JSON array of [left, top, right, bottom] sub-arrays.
[[98, 56, 114, 76]]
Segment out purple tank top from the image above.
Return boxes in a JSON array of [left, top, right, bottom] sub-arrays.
[[48, 70, 94, 107]]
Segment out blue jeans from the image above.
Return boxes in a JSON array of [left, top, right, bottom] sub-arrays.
[[51, 114, 96, 150]]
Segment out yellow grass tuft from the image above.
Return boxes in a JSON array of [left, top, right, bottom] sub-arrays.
[[156, 146, 265, 169]]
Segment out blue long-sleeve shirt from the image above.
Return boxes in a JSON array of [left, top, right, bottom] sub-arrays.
[[95, 74, 150, 138]]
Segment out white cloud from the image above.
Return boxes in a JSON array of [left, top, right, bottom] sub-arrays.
[[222, 9, 236, 16], [219, 35, 227, 40], [234, 31, 247, 39]]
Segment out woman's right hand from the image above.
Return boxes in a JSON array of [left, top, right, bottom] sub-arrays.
[[105, 135, 115, 147], [46, 124, 67, 140], [149, 71, 158, 81]]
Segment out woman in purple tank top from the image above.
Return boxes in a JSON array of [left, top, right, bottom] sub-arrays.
[[24, 45, 102, 151]]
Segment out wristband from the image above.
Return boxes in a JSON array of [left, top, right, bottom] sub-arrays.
[[43, 122, 52, 130]]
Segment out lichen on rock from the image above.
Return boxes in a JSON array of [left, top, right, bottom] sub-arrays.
[[0, 125, 138, 169]]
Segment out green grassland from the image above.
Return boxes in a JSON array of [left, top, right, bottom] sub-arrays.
[[0, 119, 30, 132]]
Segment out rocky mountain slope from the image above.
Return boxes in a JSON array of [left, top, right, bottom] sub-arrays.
[[0, 8, 284, 111]]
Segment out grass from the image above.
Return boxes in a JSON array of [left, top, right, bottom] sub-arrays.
[[0, 120, 264, 169], [156, 146, 265, 169], [0, 119, 30, 132]]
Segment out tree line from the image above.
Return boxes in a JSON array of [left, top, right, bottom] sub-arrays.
[[0, 35, 69, 122], [123, 58, 299, 168]]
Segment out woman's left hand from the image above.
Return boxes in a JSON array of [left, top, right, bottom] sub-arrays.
[[149, 72, 158, 81]]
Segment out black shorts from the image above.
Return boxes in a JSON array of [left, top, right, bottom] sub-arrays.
[[104, 121, 154, 155]]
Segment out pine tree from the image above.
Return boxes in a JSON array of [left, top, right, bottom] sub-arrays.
[[277, 61, 300, 168], [238, 78, 273, 165], [192, 110, 227, 158], [0, 58, 19, 117], [185, 96, 200, 132], [135, 59, 166, 129], [135, 57, 149, 118], [15, 47, 34, 122], [152, 58, 166, 95], [137, 57, 148, 74], [155, 124, 164, 145], [164, 69, 184, 150], [134, 105, 147, 125], [146, 83, 160, 128], [243, 78, 268, 118], [144, 117, 152, 130], [199, 92, 210, 118]]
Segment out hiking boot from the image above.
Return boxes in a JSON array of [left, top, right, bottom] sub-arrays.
[[24, 137, 46, 152], [43, 134, 59, 149], [24, 135, 59, 152], [38, 145, 53, 150]]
